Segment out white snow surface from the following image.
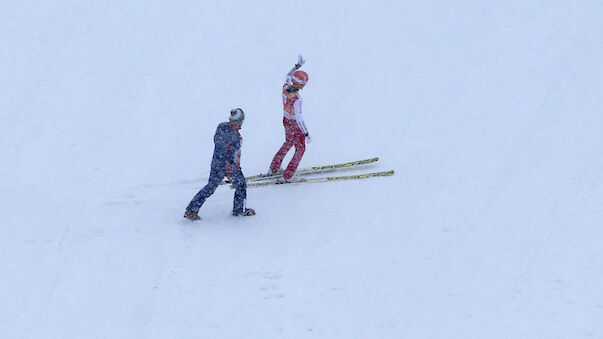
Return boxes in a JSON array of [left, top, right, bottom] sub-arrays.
[[1, 1, 602, 338]]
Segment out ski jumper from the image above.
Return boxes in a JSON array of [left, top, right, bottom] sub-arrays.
[[187, 122, 248, 215], [269, 73, 309, 179]]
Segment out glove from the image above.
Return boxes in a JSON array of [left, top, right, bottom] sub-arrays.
[[295, 54, 305, 69], [226, 164, 233, 180], [305, 133, 312, 144]]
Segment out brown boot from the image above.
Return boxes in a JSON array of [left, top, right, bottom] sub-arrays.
[[184, 209, 200, 221]]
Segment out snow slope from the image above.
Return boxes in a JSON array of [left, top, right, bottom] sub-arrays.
[[1, 1, 602, 338]]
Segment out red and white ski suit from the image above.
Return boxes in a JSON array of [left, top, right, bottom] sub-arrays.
[[269, 74, 309, 179]]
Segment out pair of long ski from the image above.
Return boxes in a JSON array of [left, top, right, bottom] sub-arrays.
[[222, 157, 394, 188], [247, 169, 395, 187]]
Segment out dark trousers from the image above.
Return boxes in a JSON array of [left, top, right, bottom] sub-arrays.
[[187, 167, 247, 214]]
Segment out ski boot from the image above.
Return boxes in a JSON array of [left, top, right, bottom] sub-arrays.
[[184, 209, 201, 221], [232, 208, 256, 216], [266, 167, 284, 176], [275, 175, 302, 184]]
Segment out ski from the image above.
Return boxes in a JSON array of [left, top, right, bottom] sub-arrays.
[[221, 157, 379, 185], [243, 170, 394, 188]]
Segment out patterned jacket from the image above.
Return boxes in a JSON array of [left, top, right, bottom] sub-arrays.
[[210, 122, 242, 171]]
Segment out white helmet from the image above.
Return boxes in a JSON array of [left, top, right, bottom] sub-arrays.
[[229, 108, 245, 127]]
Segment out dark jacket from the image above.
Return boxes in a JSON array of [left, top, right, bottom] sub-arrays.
[[210, 122, 241, 171]]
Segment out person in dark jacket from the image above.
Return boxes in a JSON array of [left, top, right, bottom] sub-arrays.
[[184, 108, 255, 220]]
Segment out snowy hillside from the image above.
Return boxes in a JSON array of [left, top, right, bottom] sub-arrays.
[[2, 1, 602, 338]]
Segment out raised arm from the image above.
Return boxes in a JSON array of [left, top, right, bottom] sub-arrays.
[[285, 54, 305, 84]]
